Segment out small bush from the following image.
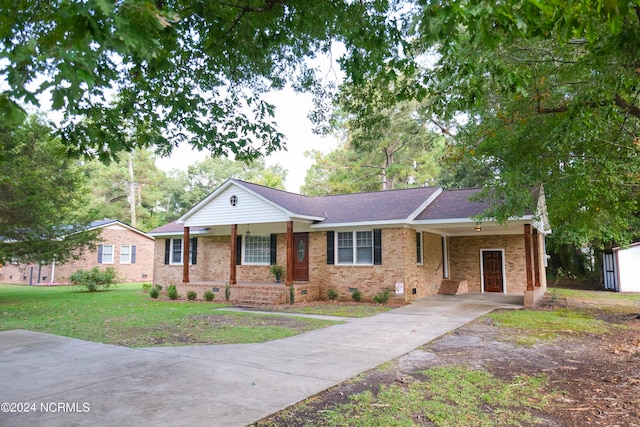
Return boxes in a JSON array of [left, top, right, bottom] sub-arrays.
[[149, 287, 160, 299], [155, 284, 163, 291], [327, 288, 339, 300], [70, 267, 118, 292], [204, 291, 215, 301], [225, 284, 231, 302], [289, 284, 295, 304], [187, 290, 197, 301], [142, 283, 152, 293], [351, 289, 362, 302], [167, 284, 179, 300], [373, 289, 390, 304]]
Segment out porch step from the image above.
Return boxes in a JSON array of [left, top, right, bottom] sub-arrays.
[[439, 279, 468, 295]]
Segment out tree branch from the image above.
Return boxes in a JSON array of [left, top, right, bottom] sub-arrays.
[[615, 94, 640, 119], [221, 0, 287, 36], [429, 119, 454, 136]]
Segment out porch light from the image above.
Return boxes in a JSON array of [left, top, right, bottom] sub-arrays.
[[246, 224, 251, 236]]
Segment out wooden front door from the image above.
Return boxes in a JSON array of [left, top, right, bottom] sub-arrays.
[[293, 233, 309, 281], [482, 250, 504, 293]]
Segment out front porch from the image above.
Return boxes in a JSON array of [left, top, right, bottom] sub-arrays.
[[174, 281, 321, 305]]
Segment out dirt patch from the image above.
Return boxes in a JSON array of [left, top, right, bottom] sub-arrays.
[[254, 299, 640, 426]]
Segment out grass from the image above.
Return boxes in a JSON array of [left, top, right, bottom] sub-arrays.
[[306, 366, 555, 427], [487, 307, 623, 346], [548, 286, 640, 301], [0, 283, 340, 347]]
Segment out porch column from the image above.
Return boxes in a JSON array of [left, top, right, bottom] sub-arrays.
[[183, 227, 190, 283], [230, 224, 237, 285], [524, 224, 533, 291], [286, 221, 293, 286], [533, 228, 541, 287]]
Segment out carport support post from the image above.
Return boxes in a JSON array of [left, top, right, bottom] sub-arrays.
[[286, 221, 293, 286], [230, 224, 237, 285], [183, 227, 190, 283], [524, 224, 533, 291]]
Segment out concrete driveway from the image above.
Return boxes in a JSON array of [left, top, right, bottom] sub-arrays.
[[0, 294, 522, 427]]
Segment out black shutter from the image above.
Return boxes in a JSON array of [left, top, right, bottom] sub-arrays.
[[236, 235, 242, 265], [270, 234, 277, 265], [373, 229, 382, 265], [131, 245, 137, 264], [326, 231, 335, 265], [97, 244, 103, 264], [190, 238, 197, 265], [164, 240, 170, 265]]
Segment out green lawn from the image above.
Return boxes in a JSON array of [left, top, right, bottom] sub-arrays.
[[0, 283, 341, 347]]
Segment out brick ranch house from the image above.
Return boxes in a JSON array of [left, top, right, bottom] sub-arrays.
[[0, 219, 155, 284], [149, 179, 551, 308]]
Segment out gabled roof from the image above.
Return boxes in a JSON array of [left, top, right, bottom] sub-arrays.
[[148, 220, 209, 236], [88, 219, 155, 240], [153, 179, 549, 235], [236, 180, 323, 218]]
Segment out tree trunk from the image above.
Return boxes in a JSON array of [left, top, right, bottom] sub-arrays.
[[128, 153, 136, 227]]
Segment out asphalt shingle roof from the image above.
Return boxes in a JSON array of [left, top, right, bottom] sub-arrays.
[[151, 179, 533, 234], [237, 180, 441, 223], [414, 188, 489, 220]]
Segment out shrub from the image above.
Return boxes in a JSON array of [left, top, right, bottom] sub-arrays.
[[187, 290, 197, 301], [167, 284, 179, 300], [204, 291, 215, 302], [289, 284, 295, 304], [327, 288, 339, 300], [142, 283, 152, 293], [149, 287, 160, 299], [70, 267, 118, 292], [269, 264, 285, 282], [225, 284, 231, 301], [351, 289, 362, 302], [373, 289, 390, 304]]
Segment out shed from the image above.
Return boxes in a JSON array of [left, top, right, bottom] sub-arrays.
[[603, 242, 640, 292]]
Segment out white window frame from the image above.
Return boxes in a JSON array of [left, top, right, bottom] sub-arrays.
[[336, 230, 374, 265], [101, 245, 114, 264], [120, 245, 131, 264], [243, 234, 271, 265], [416, 231, 423, 265], [169, 239, 194, 265]]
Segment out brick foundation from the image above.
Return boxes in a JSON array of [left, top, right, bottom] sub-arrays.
[[169, 282, 320, 305]]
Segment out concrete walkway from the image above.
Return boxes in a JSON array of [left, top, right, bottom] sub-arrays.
[[0, 294, 522, 427]]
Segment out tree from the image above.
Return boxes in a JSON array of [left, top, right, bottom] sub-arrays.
[[83, 148, 172, 230], [382, 1, 640, 246], [0, 116, 98, 265], [1, 1, 404, 162], [302, 100, 445, 196]]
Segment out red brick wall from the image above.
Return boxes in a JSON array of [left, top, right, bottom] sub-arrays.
[[151, 227, 547, 301], [0, 225, 154, 284], [447, 233, 546, 294]]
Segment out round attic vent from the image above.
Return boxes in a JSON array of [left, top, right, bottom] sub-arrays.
[[229, 195, 238, 206]]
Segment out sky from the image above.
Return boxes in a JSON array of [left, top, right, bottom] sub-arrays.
[[155, 87, 338, 194]]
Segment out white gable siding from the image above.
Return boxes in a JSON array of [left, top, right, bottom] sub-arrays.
[[183, 185, 290, 227]]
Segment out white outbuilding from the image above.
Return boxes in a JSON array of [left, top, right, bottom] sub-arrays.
[[603, 242, 640, 292]]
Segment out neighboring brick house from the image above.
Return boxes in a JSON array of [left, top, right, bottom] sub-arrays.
[[0, 219, 155, 284], [149, 179, 551, 307]]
